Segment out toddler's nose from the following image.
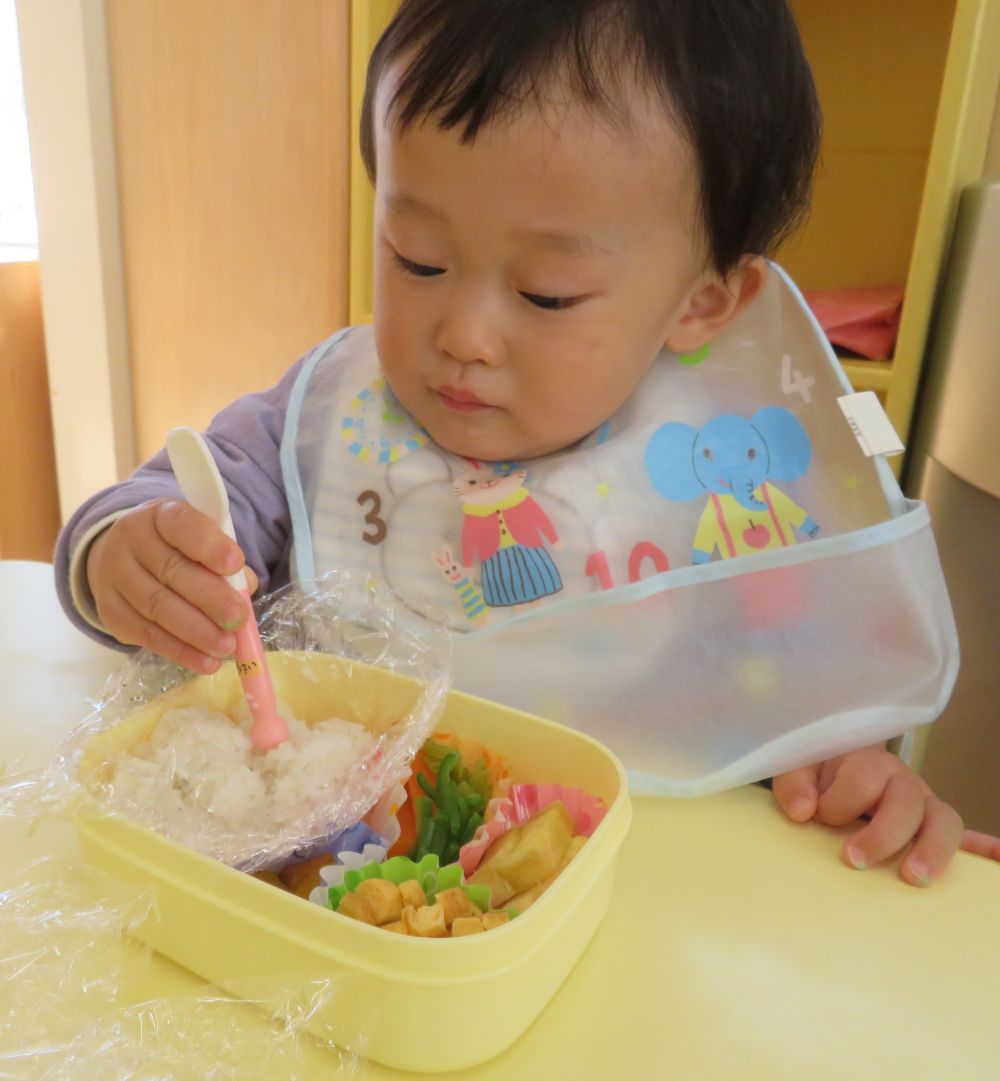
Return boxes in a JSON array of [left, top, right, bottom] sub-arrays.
[[435, 304, 502, 367]]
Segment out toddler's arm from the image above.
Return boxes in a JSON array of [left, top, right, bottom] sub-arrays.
[[55, 356, 307, 664]]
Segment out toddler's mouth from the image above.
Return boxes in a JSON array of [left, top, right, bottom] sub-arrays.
[[436, 385, 492, 413]]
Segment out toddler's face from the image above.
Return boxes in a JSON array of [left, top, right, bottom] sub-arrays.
[[372, 75, 712, 461]]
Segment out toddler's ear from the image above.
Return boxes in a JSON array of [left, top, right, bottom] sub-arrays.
[[664, 257, 767, 355]]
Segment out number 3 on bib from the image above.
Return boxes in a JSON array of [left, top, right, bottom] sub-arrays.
[[357, 490, 387, 545]]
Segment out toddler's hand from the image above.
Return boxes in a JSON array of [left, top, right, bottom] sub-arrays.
[[86, 498, 258, 674], [771, 745, 964, 887]]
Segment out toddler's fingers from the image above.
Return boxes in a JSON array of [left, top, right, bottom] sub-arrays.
[[134, 504, 248, 631], [771, 765, 820, 822], [152, 499, 245, 578], [898, 798, 964, 887], [117, 554, 237, 661], [840, 772, 929, 871], [99, 587, 223, 675], [814, 749, 915, 827], [244, 566, 259, 595], [133, 534, 247, 635], [960, 829, 1000, 862]]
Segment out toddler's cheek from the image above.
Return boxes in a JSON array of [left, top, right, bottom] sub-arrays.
[[374, 296, 424, 368]]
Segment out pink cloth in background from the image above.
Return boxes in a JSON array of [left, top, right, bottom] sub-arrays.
[[803, 284, 904, 360]]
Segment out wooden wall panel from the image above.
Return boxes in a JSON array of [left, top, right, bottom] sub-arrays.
[[781, 0, 958, 291], [0, 261, 61, 560], [106, 0, 351, 461]]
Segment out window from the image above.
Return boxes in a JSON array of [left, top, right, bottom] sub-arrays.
[[0, 0, 38, 261]]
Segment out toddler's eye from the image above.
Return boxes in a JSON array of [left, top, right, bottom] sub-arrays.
[[393, 251, 444, 277], [520, 292, 579, 311]]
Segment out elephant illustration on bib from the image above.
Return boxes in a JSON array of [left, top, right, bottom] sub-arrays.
[[645, 406, 820, 564]]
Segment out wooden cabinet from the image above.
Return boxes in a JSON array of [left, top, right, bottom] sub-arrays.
[[782, 0, 1000, 448]]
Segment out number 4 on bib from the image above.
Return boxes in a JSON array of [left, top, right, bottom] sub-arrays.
[[781, 353, 815, 404]]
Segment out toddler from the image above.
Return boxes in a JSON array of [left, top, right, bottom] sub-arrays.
[[57, 0, 979, 882]]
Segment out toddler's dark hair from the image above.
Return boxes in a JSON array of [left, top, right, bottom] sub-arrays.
[[360, 0, 821, 277]]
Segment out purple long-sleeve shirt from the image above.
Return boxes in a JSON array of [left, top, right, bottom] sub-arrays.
[[54, 356, 310, 651]]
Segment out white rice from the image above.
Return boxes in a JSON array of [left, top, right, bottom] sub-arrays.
[[107, 703, 378, 842]]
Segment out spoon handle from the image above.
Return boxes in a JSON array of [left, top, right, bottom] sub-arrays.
[[166, 426, 288, 749]]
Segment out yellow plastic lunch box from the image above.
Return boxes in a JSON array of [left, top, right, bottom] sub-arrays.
[[75, 651, 632, 1073]]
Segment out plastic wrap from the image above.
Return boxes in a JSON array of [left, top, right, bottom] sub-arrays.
[[0, 857, 366, 1080], [3, 572, 451, 874]]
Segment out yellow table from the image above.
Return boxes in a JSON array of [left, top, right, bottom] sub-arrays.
[[2, 561, 998, 1080]]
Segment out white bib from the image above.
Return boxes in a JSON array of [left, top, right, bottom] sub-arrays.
[[283, 265, 957, 795]]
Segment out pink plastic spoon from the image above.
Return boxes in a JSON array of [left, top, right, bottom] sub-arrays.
[[166, 426, 289, 750]]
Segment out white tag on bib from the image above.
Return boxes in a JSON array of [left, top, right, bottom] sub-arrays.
[[837, 391, 905, 457]]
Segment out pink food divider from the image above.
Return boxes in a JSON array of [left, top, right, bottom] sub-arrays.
[[458, 783, 607, 877]]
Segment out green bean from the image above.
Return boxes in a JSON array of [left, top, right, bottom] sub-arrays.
[[429, 813, 450, 859], [455, 794, 471, 834], [422, 740, 452, 770], [463, 792, 485, 812], [460, 812, 484, 845], [435, 751, 457, 781], [436, 752, 462, 836], [411, 797, 436, 860], [468, 760, 491, 804]]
